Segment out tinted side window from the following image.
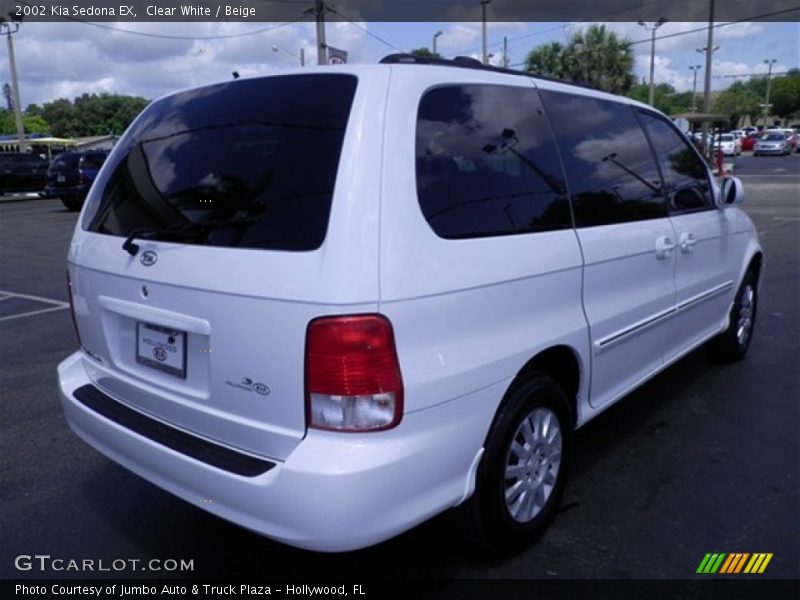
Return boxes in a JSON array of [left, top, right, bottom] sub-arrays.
[[638, 111, 712, 212], [540, 91, 666, 227], [416, 85, 570, 239]]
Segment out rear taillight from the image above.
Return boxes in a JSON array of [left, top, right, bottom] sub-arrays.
[[305, 314, 403, 432], [66, 270, 82, 347]]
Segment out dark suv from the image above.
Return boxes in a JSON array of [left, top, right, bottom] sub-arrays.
[[44, 150, 109, 211], [0, 152, 48, 196]]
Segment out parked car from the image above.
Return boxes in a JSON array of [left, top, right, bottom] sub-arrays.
[[779, 128, 798, 152], [0, 152, 48, 195], [58, 57, 764, 553], [741, 132, 761, 152], [44, 150, 109, 211], [716, 133, 741, 156], [754, 132, 791, 156]]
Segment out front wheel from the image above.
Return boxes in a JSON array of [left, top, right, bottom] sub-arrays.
[[706, 270, 758, 363], [455, 373, 572, 553]]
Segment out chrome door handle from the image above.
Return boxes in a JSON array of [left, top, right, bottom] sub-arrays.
[[679, 232, 698, 253], [655, 236, 676, 259]]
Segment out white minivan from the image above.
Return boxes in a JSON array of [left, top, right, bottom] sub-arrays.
[[58, 55, 763, 553]]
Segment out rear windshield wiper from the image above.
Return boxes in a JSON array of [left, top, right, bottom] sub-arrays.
[[122, 215, 261, 256]]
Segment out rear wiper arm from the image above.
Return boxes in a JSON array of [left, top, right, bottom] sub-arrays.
[[122, 215, 261, 256]]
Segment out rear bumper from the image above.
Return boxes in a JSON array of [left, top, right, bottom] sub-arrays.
[[44, 184, 86, 199], [58, 351, 498, 552]]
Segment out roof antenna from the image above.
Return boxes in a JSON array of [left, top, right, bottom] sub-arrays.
[[232, 71, 240, 79]]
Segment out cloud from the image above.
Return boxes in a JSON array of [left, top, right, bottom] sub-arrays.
[[4, 21, 376, 107]]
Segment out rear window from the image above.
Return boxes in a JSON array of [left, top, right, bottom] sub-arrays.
[[83, 74, 357, 251], [80, 153, 107, 169], [51, 152, 81, 170]]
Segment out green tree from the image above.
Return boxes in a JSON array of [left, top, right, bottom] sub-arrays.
[[409, 47, 443, 60], [524, 42, 565, 79], [769, 73, 800, 119], [713, 81, 762, 127], [562, 25, 635, 94], [23, 114, 51, 134], [0, 109, 51, 135], [41, 94, 149, 137], [41, 98, 77, 137]]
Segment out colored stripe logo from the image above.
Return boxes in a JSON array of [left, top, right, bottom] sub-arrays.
[[697, 553, 773, 574]]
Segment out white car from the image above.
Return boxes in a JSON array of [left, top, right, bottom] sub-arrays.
[[58, 56, 764, 553], [716, 133, 742, 156]]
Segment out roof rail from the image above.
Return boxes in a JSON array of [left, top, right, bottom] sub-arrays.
[[378, 53, 596, 92]]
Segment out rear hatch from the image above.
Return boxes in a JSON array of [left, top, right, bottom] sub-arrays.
[[69, 73, 372, 461], [78, 151, 108, 185], [47, 152, 81, 190]]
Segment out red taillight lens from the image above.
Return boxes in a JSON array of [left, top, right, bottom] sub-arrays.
[[66, 270, 82, 347], [305, 314, 403, 432]]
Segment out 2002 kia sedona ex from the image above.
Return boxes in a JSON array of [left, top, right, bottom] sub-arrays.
[[58, 55, 763, 553]]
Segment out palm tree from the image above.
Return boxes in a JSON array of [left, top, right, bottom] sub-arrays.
[[524, 42, 565, 79], [562, 25, 635, 94]]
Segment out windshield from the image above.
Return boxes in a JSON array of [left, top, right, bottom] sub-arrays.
[[719, 135, 733, 141], [83, 74, 357, 252], [763, 134, 785, 141]]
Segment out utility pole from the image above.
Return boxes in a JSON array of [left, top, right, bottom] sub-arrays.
[[272, 44, 305, 66], [699, 0, 715, 161], [481, 0, 491, 65], [432, 30, 443, 56], [314, 0, 327, 65], [689, 65, 702, 111], [637, 18, 668, 107], [762, 58, 777, 126], [503, 36, 508, 68], [0, 20, 27, 153]]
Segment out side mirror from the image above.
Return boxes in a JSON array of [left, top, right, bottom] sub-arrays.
[[720, 176, 744, 206]]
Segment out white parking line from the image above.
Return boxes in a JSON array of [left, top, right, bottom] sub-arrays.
[[0, 289, 69, 308], [0, 306, 68, 322]]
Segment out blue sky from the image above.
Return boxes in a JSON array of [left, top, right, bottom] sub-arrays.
[[2, 20, 797, 107]]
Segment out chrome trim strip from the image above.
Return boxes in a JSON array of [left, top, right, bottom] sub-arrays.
[[593, 280, 734, 355], [595, 306, 677, 353], [676, 280, 734, 311]]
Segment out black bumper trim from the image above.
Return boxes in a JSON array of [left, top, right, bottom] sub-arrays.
[[73, 384, 276, 477]]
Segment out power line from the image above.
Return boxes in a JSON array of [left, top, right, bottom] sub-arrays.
[[326, 6, 407, 53], [468, 5, 799, 65], [626, 7, 800, 47], [452, 0, 668, 56]]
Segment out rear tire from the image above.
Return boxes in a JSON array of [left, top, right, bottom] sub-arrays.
[[455, 373, 572, 553], [61, 197, 83, 212], [706, 269, 758, 363]]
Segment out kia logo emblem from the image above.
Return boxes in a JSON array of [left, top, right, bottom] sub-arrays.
[[140, 251, 158, 266]]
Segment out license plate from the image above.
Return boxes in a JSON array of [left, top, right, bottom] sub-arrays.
[[57, 175, 66, 182], [136, 322, 187, 378]]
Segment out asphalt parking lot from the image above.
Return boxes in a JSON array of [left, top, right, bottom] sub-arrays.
[[1, 153, 798, 581]]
